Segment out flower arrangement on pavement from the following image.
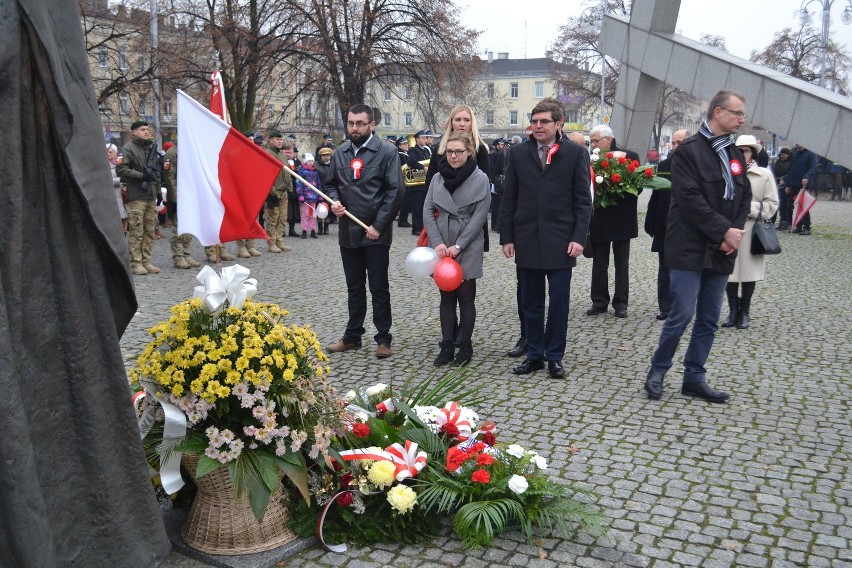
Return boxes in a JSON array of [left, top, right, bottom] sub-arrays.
[[130, 264, 347, 520], [591, 148, 658, 208], [289, 374, 606, 550]]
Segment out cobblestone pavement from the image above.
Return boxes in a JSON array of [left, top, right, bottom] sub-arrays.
[[131, 193, 852, 568]]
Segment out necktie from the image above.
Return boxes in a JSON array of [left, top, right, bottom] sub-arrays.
[[540, 145, 549, 168]]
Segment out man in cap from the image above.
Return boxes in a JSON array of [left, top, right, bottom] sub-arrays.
[[263, 130, 293, 252], [116, 120, 162, 275], [315, 146, 335, 235], [406, 129, 433, 234], [396, 136, 412, 227], [315, 133, 335, 157]]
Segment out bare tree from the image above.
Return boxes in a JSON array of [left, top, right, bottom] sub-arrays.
[[284, 0, 480, 124], [750, 23, 850, 95]]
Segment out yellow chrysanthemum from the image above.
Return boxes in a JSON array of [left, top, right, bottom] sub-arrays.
[[368, 460, 396, 489]]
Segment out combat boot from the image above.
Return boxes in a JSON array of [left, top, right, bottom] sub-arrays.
[[276, 239, 292, 252], [144, 263, 161, 274], [218, 246, 236, 261], [184, 256, 201, 268], [173, 257, 191, 269], [132, 264, 148, 276], [237, 244, 251, 258], [268, 242, 282, 253], [206, 247, 219, 263]]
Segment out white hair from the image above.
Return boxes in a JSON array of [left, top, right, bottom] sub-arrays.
[[511, 135, 522, 144], [106, 143, 118, 153], [589, 125, 613, 139]]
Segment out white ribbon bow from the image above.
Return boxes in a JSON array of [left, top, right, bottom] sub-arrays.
[[193, 264, 258, 314]]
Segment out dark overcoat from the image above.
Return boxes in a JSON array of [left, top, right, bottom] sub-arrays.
[[644, 156, 672, 254], [499, 135, 593, 270], [326, 135, 403, 248], [588, 145, 640, 243], [664, 134, 752, 274]]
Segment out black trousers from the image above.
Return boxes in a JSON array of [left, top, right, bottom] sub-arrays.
[[410, 190, 426, 233], [517, 266, 573, 362], [397, 187, 410, 225], [340, 245, 392, 346], [656, 250, 670, 314], [590, 239, 631, 310], [490, 193, 501, 232]]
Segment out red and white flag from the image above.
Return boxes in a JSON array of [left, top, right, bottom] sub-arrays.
[[176, 90, 281, 246], [792, 189, 816, 228], [210, 71, 230, 124]]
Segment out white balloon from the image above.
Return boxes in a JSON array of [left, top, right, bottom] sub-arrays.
[[316, 202, 329, 219], [405, 247, 440, 279]]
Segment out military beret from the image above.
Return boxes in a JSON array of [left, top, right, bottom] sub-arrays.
[[131, 120, 150, 130], [269, 130, 283, 139]]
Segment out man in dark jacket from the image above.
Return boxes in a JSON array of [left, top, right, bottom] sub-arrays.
[[644, 89, 752, 403], [116, 120, 161, 275], [784, 143, 819, 235], [772, 147, 792, 229], [406, 129, 433, 234], [644, 129, 688, 320], [326, 104, 404, 358], [500, 98, 592, 379], [396, 137, 412, 227], [315, 147, 335, 235], [586, 124, 640, 318]]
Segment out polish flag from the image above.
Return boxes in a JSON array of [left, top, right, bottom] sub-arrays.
[[210, 71, 230, 124], [176, 90, 281, 246], [792, 189, 816, 228]]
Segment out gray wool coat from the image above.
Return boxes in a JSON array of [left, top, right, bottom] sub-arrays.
[[423, 168, 491, 280]]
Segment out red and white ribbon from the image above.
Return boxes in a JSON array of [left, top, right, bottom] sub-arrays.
[[318, 490, 355, 553], [350, 158, 363, 180], [375, 397, 395, 413], [436, 401, 474, 441], [339, 441, 427, 482], [546, 143, 559, 165]]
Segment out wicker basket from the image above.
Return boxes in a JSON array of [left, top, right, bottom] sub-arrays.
[[180, 453, 297, 555]]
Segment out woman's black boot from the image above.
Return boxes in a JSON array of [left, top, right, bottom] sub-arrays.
[[721, 298, 739, 328], [451, 341, 473, 366], [434, 340, 455, 366]]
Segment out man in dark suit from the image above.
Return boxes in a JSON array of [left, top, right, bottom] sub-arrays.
[[644, 129, 688, 321], [406, 129, 433, 234], [644, 90, 751, 403], [500, 98, 593, 379], [586, 124, 641, 318]]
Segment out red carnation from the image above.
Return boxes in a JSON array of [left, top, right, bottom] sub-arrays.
[[441, 422, 460, 438], [336, 492, 353, 507], [446, 446, 472, 471], [482, 431, 496, 446], [340, 472, 354, 487], [618, 156, 627, 164], [331, 460, 343, 471], [477, 453, 495, 466], [632, 160, 640, 167], [471, 469, 491, 484], [644, 168, 654, 177], [468, 442, 486, 454], [600, 160, 610, 168], [627, 164, 637, 173], [611, 173, 622, 183], [606, 152, 614, 159], [352, 422, 370, 438]]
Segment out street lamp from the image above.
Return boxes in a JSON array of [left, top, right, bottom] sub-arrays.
[[800, 0, 852, 88]]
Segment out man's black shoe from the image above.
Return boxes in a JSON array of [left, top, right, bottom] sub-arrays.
[[681, 381, 729, 403], [507, 336, 528, 357], [614, 307, 627, 318], [585, 305, 607, 316], [792, 226, 802, 234], [398, 221, 412, 227], [644, 369, 665, 400], [800, 229, 811, 235], [548, 360, 565, 378], [512, 358, 544, 375], [656, 312, 668, 321], [411, 229, 420, 235]]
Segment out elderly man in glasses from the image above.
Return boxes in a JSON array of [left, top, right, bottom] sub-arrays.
[[324, 104, 404, 359]]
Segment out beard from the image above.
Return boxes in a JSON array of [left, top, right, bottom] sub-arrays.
[[349, 130, 369, 146]]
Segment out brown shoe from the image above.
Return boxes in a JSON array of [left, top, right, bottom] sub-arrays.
[[131, 264, 148, 276], [144, 263, 161, 274], [326, 340, 362, 353], [375, 344, 392, 359]]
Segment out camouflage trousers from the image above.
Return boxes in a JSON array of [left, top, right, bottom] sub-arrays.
[[169, 219, 194, 260], [265, 202, 287, 245], [126, 199, 157, 266]]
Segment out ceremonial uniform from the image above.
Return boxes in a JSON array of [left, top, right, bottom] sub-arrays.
[[116, 135, 160, 274], [264, 141, 292, 252]]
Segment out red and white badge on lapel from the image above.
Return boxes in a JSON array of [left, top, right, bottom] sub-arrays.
[[546, 144, 559, 165], [350, 158, 363, 180], [730, 159, 742, 176]]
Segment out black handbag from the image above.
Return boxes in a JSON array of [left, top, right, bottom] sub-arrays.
[[750, 202, 781, 255]]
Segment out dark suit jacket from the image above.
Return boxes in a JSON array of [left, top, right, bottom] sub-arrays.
[[589, 143, 640, 243], [665, 134, 751, 274], [644, 156, 672, 254], [499, 135, 592, 270]]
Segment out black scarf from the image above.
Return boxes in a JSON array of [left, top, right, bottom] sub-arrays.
[[437, 155, 477, 194]]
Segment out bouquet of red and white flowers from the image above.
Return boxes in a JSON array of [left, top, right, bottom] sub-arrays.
[[591, 148, 656, 208]]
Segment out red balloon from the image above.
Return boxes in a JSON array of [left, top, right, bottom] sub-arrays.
[[433, 257, 463, 291]]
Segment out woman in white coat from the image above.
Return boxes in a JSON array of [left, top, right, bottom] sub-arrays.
[[722, 135, 779, 329]]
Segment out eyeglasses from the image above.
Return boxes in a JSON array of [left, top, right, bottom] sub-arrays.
[[445, 149, 468, 156], [530, 119, 554, 126], [346, 121, 371, 128], [589, 136, 610, 144], [719, 107, 747, 120]]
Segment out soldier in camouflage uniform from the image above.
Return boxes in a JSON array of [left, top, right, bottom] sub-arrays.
[[162, 142, 201, 269], [116, 121, 161, 275], [263, 130, 293, 253]]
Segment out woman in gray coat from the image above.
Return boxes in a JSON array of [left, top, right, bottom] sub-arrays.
[[424, 132, 491, 366]]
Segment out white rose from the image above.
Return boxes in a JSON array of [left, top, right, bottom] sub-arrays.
[[365, 383, 388, 397], [344, 390, 358, 401], [531, 455, 548, 470], [508, 474, 529, 495], [595, 175, 604, 184], [506, 444, 525, 458]]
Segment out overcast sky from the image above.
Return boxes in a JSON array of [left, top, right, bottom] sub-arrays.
[[460, 0, 852, 63]]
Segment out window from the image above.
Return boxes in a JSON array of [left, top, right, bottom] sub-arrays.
[[509, 110, 518, 125], [162, 97, 172, 116], [510, 82, 518, 98], [383, 88, 391, 102], [138, 98, 147, 116], [137, 52, 146, 73], [118, 46, 128, 70], [119, 92, 129, 114], [268, 108, 275, 123], [404, 86, 412, 100], [535, 81, 544, 98], [404, 112, 413, 126], [486, 83, 494, 99], [98, 46, 107, 67], [383, 114, 391, 127], [485, 110, 494, 125]]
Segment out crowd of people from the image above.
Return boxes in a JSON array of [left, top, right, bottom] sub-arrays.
[[110, 89, 844, 404]]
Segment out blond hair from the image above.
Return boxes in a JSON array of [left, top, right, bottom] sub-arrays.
[[438, 105, 486, 154]]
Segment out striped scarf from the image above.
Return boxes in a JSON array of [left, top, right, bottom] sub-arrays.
[[698, 121, 735, 200]]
